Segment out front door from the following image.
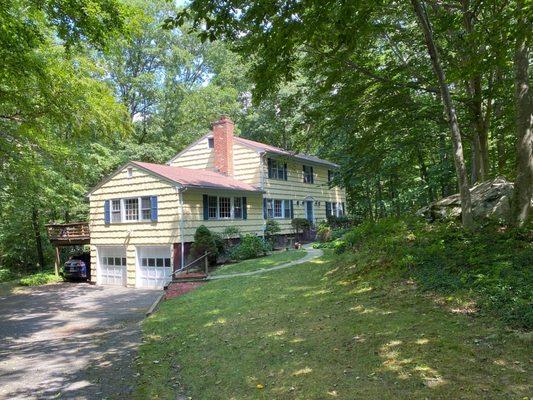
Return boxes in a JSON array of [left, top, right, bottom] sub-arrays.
[[305, 201, 314, 224]]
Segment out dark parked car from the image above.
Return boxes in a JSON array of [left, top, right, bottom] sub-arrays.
[[62, 253, 91, 281]]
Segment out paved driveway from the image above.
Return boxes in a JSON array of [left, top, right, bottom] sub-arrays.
[[0, 283, 161, 400]]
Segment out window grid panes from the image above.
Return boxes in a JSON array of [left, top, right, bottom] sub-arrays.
[[111, 200, 121, 222], [208, 196, 218, 219], [219, 197, 231, 219], [267, 199, 274, 218], [284, 200, 291, 218], [268, 158, 286, 180], [234, 197, 242, 219], [303, 165, 314, 184], [274, 199, 283, 218], [124, 198, 139, 221], [140, 197, 151, 220]]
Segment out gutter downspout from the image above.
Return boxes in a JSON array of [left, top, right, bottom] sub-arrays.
[[177, 186, 187, 269]]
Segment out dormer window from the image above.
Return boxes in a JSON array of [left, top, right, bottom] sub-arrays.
[[207, 137, 214, 148]]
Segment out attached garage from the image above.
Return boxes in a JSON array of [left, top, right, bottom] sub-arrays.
[[136, 246, 172, 289], [98, 247, 127, 286]]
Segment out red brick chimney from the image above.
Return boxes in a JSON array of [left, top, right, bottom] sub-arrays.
[[212, 116, 234, 176]]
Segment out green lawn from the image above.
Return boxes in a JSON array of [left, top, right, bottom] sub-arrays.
[[136, 251, 531, 399], [211, 249, 306, 276]]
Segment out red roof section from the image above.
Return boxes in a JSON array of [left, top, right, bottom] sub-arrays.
[[131, 161, 261, 192]]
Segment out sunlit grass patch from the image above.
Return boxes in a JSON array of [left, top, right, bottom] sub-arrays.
[[211, 249, 306, 275], [136, 251, 532, 400]]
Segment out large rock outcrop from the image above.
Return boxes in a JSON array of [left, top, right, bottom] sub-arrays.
[[417, 177, 514, 222]]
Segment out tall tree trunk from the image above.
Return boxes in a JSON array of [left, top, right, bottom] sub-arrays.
[[411, 0, 473, 229], [32, 206, 45, 271], [511, 0, 533, 227], [459, 0, 488, 184], [470, 132, 481, 184], [416, 148, 434, 203]]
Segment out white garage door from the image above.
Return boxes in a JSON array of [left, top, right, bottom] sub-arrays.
[[98, 247, 127, 286], [137, 246, 172, 289]]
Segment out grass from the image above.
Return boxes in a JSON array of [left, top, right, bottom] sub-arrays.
[[136, 249, 532, 399], [211, 249, 306, 276]]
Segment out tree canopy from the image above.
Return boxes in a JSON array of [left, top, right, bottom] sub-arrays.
[[0, 0, 531, 272]]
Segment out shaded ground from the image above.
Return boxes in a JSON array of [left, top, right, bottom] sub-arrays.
[[137, 251, 531, 400], [0, 282, 161, 400]]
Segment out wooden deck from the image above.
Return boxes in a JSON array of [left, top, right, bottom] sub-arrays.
[[46, 222, 90, 245]]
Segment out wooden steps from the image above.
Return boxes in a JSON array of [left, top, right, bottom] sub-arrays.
[[172, 272, 208, 282]]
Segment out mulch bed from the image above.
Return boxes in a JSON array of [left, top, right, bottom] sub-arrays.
[[165, 281, 205, 300]]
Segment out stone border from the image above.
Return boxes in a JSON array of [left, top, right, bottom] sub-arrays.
[[146, 292, 165, 316]]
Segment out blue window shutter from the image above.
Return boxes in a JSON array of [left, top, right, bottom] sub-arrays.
[[203, 194, 209, 220], [283, 163, 288, 180], [290, 200, 294, 219], [242, 197, 247, 219], [310, 166, 314, 183], [150, 196, 158, 222], [263, 198, 267, 219], [267, 158, 273, 178], [104, 200, 111, 224], [325, 201, 331, 217]]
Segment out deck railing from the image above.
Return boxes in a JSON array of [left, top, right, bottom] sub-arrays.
[[46, 222, 90, 245]]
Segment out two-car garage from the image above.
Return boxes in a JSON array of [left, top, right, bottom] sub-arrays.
[[97, 246, 172, 289]]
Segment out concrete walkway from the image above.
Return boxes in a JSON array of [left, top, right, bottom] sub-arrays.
[[209, 245, 323, 280]]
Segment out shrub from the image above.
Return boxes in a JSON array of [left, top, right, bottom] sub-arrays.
[[19, 271, 61, 286], [190, 225, 219, 265], [212, 232, 226, 256], [291, 218, 311, 240], [222, 226, 241, 239], [0, 268, 17, 283], [316, 223, 332, 242], [264, 219, 281, 246], [229, 235, 270, 261], [326, 215, 354, 229]]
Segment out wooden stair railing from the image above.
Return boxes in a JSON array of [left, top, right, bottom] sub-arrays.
[[172, 251, 210, 279]]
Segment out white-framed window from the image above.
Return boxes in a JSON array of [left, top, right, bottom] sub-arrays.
[[327, 201, 345, 218], [267, 158, 287, 180], [206, 195, 246, 220], [274, 199, 283, 218], [109, 196, 153, 223], [303, 165, 314, 184], [234, 197, 242, 219], [111, 200, 122, 222], [127, 167, 133, 178], [141, 197, 151, 220], [219, 196, 231, 219], [208, 196, 218, 219], [125, 198, 139, 221], [265, 198, 292, 219], [284, 200, 291, 218]]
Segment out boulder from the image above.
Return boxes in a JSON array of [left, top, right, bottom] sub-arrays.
[[417, 177, 514, 223]]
